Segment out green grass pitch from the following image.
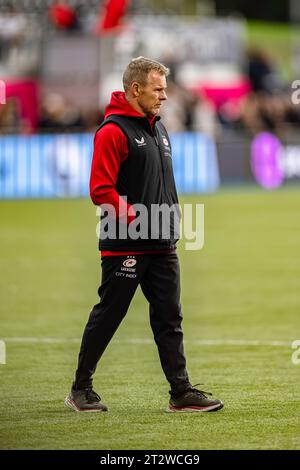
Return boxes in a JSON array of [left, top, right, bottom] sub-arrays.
[[0, 188, 300, 450]]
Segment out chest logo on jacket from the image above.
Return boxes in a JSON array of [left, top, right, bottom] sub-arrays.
[[135, 137, 147, 147]]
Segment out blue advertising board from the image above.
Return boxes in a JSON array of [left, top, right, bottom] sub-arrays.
[[0, 132, 219, 199]]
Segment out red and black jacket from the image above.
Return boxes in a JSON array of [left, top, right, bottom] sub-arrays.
[[90, 91, 179, 252]]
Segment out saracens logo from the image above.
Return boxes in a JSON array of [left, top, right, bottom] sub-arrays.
[[162, 136, 169, 147], [123, 259, 137, 268]]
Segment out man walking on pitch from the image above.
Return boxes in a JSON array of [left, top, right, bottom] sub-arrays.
[[65, 57, 223, 413]]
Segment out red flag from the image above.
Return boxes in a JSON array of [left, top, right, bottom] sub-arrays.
[[95, 0, 129, 35]]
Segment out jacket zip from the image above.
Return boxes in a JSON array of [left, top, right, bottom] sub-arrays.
[[152, 123, 172, 249], [141, 119, 172, 248]]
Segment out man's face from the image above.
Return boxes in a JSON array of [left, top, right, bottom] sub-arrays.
[[136, 70, 168, 116]]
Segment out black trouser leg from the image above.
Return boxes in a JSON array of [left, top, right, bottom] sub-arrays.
[[140, 252, 191, 396], [74, 255, 148, 390]]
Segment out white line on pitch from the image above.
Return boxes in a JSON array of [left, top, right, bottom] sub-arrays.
[[2, 337, 291, 347]]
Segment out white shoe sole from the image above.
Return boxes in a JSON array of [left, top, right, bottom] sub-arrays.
[[166, 402, 224, 413], [64, 396, 107, 412]]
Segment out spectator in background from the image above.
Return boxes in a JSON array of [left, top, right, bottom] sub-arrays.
[[0, 6, 27, 63], [231, 46, 300, 136], [0, 98, 21, 134], [49, 1, 79, 31], [192, 94, 219, 138], [237, 92, 263, 134], [39, 93, 84, 132], [247, 47, 283, 94], [82, 107, 104, 132], [237, 90, 300, 136]]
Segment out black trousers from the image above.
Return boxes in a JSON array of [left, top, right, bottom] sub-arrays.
[[74, 252, 191, 396]]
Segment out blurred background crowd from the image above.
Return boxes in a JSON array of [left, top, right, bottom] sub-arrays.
[[1, 0, 300, 138]]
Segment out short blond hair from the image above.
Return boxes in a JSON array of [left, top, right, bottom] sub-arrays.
[[123, 56, 170, 92]]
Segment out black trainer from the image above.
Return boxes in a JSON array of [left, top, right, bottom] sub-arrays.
[[167, 384, 223, 413], [65, 388, 108, 412]]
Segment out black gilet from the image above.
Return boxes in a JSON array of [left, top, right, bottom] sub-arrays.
[[96, 114, 180, 251]]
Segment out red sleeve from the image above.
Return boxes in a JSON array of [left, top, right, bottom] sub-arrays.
[[89, 122, 135, 223]]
